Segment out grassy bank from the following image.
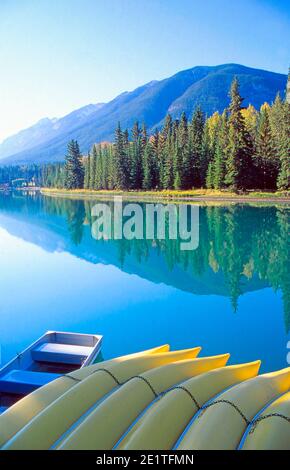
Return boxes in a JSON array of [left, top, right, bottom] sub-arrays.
[[41, 188, 290, 204]]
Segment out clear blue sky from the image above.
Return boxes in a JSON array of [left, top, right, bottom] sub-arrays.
[[0, 0, 289, 142]]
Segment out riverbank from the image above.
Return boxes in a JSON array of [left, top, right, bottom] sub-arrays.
[[41, 188, 290, 204]]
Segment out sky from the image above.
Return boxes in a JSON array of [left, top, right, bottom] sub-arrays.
[[0, 0, 289, 142]]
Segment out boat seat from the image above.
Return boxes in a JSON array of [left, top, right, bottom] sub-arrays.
[[0, 370, 61, 394], [31, 342, 93, 365]]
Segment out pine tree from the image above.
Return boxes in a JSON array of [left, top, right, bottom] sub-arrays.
[[212, 142, 225, 189], [95, 145, 103, 189], [114, 123, 130, 189], [215, 109, 229, 189], [84, 151, 91, 189], [123, 128, 129, 149], [107, 144, 115, 189], [101, 145, 109, 189], [270, 94, 290, 190], [157, 132, 166, 189], [163, 133, 174, 189], [225, 126, 239, 189], [130, 121, 143, 189], [64, 140, 84, 189], [190, 107, 205, 186], [206, 161, 214, 189], [201, 121, 212, 187], [174, 171, 182, 190], [151, 129, 160, 188], [173, 142, 183, 189], [224, 78, 252, 190], [142, 141, 155, 189], [159, 115, 173, 189], [141, 122, 148, 152], [254, 106, 277, 189], [277, 101, 290, 190], [163, 114, 173, 138], [178, 112, 190, 188], [90, 145, 97, 189]]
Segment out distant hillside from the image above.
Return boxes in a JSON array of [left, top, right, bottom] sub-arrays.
[[0, 103, 104, 160], [0, 64, 286, 165]]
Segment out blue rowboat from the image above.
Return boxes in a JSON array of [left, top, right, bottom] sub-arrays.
[[0, 331, 103, 412]]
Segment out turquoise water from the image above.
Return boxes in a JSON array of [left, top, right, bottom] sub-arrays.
[[0, 193, 289, 373]]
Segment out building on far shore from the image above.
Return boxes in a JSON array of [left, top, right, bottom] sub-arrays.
[[11, 178, 28, 189], [11, 178, 37, 189]]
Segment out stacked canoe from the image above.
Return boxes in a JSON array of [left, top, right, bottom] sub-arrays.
[[0, 345, 289, 450]]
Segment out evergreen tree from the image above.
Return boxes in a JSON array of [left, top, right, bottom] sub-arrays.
[[173, 142, 183, 189], [206, 161, 214, 189], [174, 171, 182, 190], [225, 126, 238, 189], [277, 101, 290, 190], [190, 106, 205, 186], [224, 78, 252, 190], [270, 94, 290, 190], [64, 140, 84, 189], [142, 141, 155, 189], [95, 145, 104, 189], [212, 142, 225, 189], [131, 121, 143, 189], [159, 115, 173, 189], [163, 133, 174, 189], [114, 123, 130, 189], [89, 145, 97, 189], [254, 105, 277, 189], [141, 123, 148, 152], [178, 112, 190, 188], [151, 129, 160, 188], [201, 122, 213, 187], [101, 146, 109, 189], [157, 132, 166, 189], [84, 151, 91, 189], [106, 144, 115, 189]]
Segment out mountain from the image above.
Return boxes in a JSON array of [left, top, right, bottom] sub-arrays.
[[0, 103, 104, 161], [0, 64, 287, 165]]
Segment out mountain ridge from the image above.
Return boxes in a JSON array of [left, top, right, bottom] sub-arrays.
[[0, 103, 104, 160], [0, 63, 287, 165]]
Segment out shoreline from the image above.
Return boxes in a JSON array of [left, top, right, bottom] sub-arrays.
[[40, 188, 290, 204]]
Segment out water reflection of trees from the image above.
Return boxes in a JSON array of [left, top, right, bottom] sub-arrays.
[[0, 194, 289, 331], [40, 197, 289, 331]]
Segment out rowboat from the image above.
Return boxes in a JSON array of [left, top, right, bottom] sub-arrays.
[[0, 331, 103, 412]]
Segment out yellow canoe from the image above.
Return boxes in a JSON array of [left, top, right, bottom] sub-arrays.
[[0, 344, 169, 448], [118, 361, 260, 450], [241, 390, 290, 450], [57, 354, 228, 450], [1, 344, 289, 451], [177, 367, 290, 450], [2, 347, 200, 450]]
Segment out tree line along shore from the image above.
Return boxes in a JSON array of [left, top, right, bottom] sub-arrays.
[[1, 77, 289, 194]]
